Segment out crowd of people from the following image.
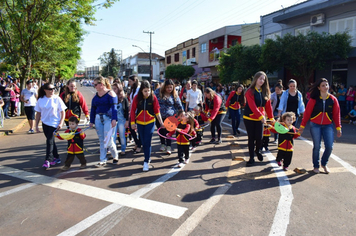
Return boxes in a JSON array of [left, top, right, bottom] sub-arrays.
[[0, 72, 347, 174]]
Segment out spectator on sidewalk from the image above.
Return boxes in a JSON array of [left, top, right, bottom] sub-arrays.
[[21, 80, 38, 134], [346, 85, 355, 114], [348, 105, 356, 124], [0, 79, 12, 119], [35, 83, 67, 169], [337, 84, 347, 118], [186, 80, 203, 112]]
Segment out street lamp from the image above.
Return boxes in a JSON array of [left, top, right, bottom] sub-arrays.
[[132, 45, 146, 53]]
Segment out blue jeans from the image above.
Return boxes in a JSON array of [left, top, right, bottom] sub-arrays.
[[95, 114, 118, 163], [137, 122, 155, 163], [116, 117, 127, 152], [310, 122, 334, 168], [346, 100, 354, 114], [229, 108, 241, 135], [3, 99, 10, 117]]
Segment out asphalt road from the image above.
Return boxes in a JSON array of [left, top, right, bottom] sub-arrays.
[[0, 85, 355, 236]]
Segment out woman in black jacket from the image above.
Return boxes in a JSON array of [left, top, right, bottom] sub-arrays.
[[113, 82, 130, 156]]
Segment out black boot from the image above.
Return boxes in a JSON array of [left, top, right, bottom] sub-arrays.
[[246, 158, 255, 166], [255, 150, 263, 161]]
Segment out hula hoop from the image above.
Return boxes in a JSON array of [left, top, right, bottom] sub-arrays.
[[157, 127, 196, 141], [54, 126, 91, 140]]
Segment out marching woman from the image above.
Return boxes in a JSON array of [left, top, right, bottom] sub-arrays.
[[128, 75, 142, 153], [130, 80, 164, 172], [243, 71, 274, 166], [35, 83, 67, 169], [277, 79, 305, 126], [89, 76, 119, 167], [299, 78, 342, 174], [60, 79, 89, 127], [204, 87, 226, 144], [112, 82, 130, 156], [225, 84, 245, 136], [155, 79, 183, 154]]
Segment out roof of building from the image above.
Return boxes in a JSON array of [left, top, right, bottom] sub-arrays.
[[134, 52, 164, 59]]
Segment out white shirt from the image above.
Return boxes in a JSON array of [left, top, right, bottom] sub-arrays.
[[35, 95, 67, 127], [186, 89, 202, 109], [21, 88, 37, 106]]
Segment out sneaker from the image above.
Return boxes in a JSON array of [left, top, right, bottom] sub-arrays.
[[184, 158, 190, 164], [166, 146, 172, 155], [113, 158, 119, 164], [264, 147, 269, 151], [255, 151, 263, 161], [191, 146, 197, 152], [50, 158, 61, 166], [209, 138, 216, 143], [321, 165, 330, 174], [283, 166, 288, 171], [42, 160, 50, 169], [80, 164, 87, 169], [313, 168, 320, 174], [277, 161, 282, 166], [215, 139, 222, 144], [95, 162, 106, 168], [28, 129, 33, 134], [31, 130, 35, 134], [178, 162, 184, 168], [160, 144, 166, 152], [272, 140, 278, 144], [143, 162, 149, 172], [61, 166, 70, 171]]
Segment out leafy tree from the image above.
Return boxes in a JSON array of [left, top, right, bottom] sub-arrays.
[[165, 64, 195, 82], [218, 44, 262, 84], [260, 31, 352, 93], [0, 0, 119, 89], [99, 48, 121, 78]]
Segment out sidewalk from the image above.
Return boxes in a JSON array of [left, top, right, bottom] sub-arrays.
[[0, 115, 28, 136]]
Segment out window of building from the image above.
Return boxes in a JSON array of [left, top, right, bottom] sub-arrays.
[[329, 17, 356, 46], [174, 53, 179, 62], [265, 31, 281, 41], [187, 49, 190, 59], [201, 43, 207, 53], [295, 26, 310, 36], [192, 47, 196, 57], [231, 39, 238, 46], [166, 55, 171, 64]]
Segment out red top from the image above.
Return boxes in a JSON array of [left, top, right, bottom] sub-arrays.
[[225, 91, 241, 110], [130, 95, 160, 125], [300, 94, 341, 130], [60, 91, 89, 121], [244, 88, 273, 121], [204, 94, 224, 122]]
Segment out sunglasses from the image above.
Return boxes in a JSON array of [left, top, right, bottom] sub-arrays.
[[46, 88, 55, 91], [94, 83, 101, 87]]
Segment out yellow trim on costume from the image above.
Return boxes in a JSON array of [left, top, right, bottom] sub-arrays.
[[336, 127, 341, 131], [136, 119, 155, 125], [310, 112, 322, 120]]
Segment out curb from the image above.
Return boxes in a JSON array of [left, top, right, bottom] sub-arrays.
[[0, 118, 28, 137]]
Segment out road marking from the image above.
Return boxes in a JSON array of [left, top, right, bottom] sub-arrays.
[[222, 122, 293, 236], [0, 165, 187, 219], [0, 183, 36, 198], [58, 164, 185, 236], [172, 183, 232, 236], [298, 136, 356, 176]]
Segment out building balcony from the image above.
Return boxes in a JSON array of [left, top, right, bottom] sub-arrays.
[[209, 48, 225, 62]]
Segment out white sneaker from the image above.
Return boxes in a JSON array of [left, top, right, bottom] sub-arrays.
[[166, 146, 172, 155], [184, 159, 190, 164], [143, 162, 149, 172], [160, 144, 166, 152], [178, 162, 184, 168]]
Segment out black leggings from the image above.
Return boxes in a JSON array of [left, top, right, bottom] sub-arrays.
[[42, 123, 59, 161], [211, 113, 226, 139], [244, 119, 263, 160]]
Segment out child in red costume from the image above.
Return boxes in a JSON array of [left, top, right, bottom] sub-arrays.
[[271, 112, 300, 171], [56, 116, 87, 170]]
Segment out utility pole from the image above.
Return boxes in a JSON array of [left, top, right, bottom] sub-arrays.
[[143, 31, 154, 82]]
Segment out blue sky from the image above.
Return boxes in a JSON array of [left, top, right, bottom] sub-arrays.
[[80, 0, 306, 68]]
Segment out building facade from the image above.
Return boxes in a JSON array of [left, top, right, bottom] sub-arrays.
[[85, 66, 101, 80], [165, 38, 199, 67], [261, 0, 356, 87], [198, 24, 259, 82], [119, 52, 164, 81]]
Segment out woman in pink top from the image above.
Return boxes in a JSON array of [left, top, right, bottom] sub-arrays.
[[346, 85, 355, 113]]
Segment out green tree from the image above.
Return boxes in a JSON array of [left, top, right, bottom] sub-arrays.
[[0, 0, 118, 89], [99, 48, 121, 78], [261, 31, 352, 93], [165, 64, 195, 82], [218, 44, 262, 84]]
